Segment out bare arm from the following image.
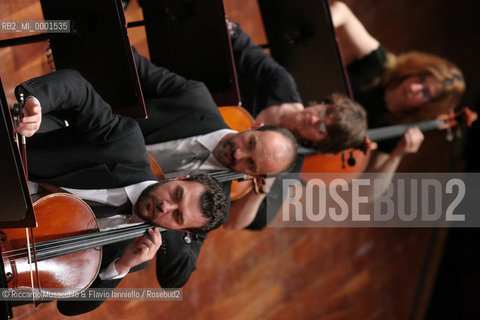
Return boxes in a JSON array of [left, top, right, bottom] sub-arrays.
[[330, 1, 380, 64], [223, 177, 275, 230], [224, 191, 267, 230], [366, 128, 424, 194]]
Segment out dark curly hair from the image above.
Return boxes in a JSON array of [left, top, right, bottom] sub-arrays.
[[183, 174, 229, 233]]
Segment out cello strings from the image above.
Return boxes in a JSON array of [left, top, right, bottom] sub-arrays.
[[25, 228, 36, 302], [35, 224, 151, 259], [3, 170, 288, 261], [3, 223, 152, 261], [33, 223, 151, 249], [209, 170, 245, 182], [36, 230, 148, 261], [367, 119, 443, 141]]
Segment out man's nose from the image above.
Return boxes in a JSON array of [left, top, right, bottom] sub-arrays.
[[409, 82, 424, 94], [234, 147, 248, 161], [309, 113, 320, 125], [161, 200, 178, 213]]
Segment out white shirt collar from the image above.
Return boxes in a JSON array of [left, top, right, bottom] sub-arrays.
[[197, 129, 236, 152], [196, 129, 236, 172], [125, 180, 158, 206]]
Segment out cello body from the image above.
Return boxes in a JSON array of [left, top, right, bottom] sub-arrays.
[[1, 193, 101, 298], [301, 150, 370, 183]]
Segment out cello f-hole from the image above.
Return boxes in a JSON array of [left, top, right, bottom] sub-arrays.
[[347, 151, 356, 167]]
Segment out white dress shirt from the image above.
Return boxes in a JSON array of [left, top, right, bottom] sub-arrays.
[[26, 129, 236, 280], [146, 129, 236, 178], [28, 180, 162, 280]]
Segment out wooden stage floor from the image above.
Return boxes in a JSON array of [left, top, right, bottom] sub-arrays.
[[1, 0, 479, 319]]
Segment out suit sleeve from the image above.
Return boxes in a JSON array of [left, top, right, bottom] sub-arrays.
[[56, 241, 148, 316], [16, 69, 131, 143], [56, 277, 122, 316], [230, 23, 301, 108], [132, 46, 202, 99], [155, 230, 206, 288]]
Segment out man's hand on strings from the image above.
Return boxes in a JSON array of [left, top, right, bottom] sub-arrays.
[[115, 227, 162, 275], [17, 96, 42, 137]]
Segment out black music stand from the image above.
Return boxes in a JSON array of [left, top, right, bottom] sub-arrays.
[[0, 82, 36, 228], [258, 0, 352, 102], [0, 77, 36, 319], [40, 0, 146, 118], [138, 0, 240, 107], [0, 0, 146, 119]]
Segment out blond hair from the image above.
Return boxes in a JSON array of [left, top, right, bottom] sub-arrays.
[[381, 51, 465, 123]]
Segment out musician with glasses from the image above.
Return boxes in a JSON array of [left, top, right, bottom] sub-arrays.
[[228, 20, 367, 155], [25, 48, 300, 297], [330, 1, 465, 176], [225, 20, 367, 230]]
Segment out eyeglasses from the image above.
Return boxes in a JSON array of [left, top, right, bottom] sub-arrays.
[[318, 108, 327, 134], [416, 74, 433, 103]]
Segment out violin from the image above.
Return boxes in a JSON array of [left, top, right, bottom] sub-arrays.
[[0, 192, 153, 302], [301, 107, 478, 179]]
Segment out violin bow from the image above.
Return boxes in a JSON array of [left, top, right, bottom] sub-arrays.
[[10, 93, 43, 304]]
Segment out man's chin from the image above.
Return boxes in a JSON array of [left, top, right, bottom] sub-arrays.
[[137, 212, 154, 225], [216, 154, 230, 168], [223, 151, 236, 168], [134, 203, 150, 222]]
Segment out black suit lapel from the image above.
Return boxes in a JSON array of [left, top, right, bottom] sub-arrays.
[[139, 109, 229, 144]]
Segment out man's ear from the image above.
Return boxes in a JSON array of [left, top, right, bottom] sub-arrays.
[[170, 174, 190, 181], [248, 122, 264, 130]]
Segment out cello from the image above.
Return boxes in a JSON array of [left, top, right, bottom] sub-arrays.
[[0, 97, 156, 304], [1, 193, 155, 302]]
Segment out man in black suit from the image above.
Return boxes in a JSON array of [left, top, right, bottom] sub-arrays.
[[124, 49, 298, 291], [132, 47, 297, 176], [15, 69, 229, 315], [16, 50, 297, 312]]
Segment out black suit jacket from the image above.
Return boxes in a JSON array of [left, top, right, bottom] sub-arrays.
[[21, 52, 230, 308], [18, 69, 157, 315], [20, 69, 158, 189], [132, 47, 229, 143], [230, 25, 306, 230], [130, 48, 233, 289]]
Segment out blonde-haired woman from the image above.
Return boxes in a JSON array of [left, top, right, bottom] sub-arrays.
[[331, 1, 465, 175]]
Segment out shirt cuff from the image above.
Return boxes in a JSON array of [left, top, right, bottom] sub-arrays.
[[28, 181, 39, 195], [98, 258, 129, 280]]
